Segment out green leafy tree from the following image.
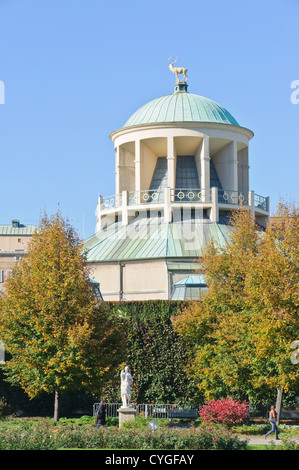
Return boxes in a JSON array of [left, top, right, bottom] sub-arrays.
[[175, 208, 259, 400], [0, 212, 124, 421], [174, 202, 299, 411], [245, 201, 299, 420]]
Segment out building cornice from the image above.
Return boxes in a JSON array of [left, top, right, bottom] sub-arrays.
[[109, 121, 254, 142]]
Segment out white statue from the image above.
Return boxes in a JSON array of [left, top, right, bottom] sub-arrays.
[[120, 366, 133, 408], [168, 57, 188, 84]]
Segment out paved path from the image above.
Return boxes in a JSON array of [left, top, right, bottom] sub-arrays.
[[240, 435, 299, 446]]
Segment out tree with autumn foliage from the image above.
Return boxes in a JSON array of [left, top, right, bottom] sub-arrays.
[[246, 201, 299, 419], [0, 212, 124, 422], [174, 202, 299, 417]]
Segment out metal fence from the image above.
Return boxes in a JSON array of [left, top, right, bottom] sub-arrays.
[[93, 403, 200, 419], [93, 402, 270, 419], [93, 403, 122, 418], [248, 404, 269, 419], [137, 403, 200, 419]]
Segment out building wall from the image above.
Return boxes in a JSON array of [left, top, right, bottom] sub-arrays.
[[0, 249, 28, 289], [0, 235, 31, 252], [0, 254, 19, 285], [0, 226, 34, 290], [90, 259, 169, 301]]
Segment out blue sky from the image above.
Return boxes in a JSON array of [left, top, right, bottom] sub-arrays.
[[0, 0, 298, 238]]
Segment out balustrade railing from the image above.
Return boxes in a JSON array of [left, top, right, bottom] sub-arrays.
[[171, 188, 212, 203], [254, 193, 269, 211], [101, 194, 122, 210], [99, 189, 268, 212], [218, 189, 247, 205], [128, 190, 164, 205]]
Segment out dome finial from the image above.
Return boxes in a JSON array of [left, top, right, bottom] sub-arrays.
[[168, 56, 188, 85], [174, 82, 188, 93]]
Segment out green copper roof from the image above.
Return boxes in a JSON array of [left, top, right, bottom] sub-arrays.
[[123, 91, 240, 128], [84, 216, 234, 263], [174, 275, 206, 286], [0, 222, 36, 235]]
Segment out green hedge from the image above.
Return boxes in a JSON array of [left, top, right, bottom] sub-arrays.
[[104, 300, 200, 404]]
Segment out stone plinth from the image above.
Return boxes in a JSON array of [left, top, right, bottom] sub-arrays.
[[118, 407, 136, 428]]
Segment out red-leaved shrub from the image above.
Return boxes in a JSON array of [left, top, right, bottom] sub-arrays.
[[199, 398, 249, 426]]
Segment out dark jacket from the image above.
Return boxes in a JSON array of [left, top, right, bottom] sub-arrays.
[[96, 403, 106, 419]]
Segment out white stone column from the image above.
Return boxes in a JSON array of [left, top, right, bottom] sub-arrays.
[[134, 139, 141, 204], [200, 136, 210, 200], [230, 140, 238, 192], [237, 146, 249, 196], [211, 187, 219, 223], [195, 141, 202, 184], [115, 146, 120, 195], [122, 190, 129, 226], [164, 187, 172, 223], [248, 190, 255, 216], [96, 195, 103, 233], [167, 136, 176, 189], [135, 139, 141, 192]]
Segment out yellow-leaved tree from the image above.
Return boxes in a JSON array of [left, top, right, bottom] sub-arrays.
[[0, 212, 124, 422], [174, 202, 299, 420]]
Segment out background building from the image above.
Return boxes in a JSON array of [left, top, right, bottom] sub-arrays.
[[84, 76, 269, 301], [0, 220, 36, 292]]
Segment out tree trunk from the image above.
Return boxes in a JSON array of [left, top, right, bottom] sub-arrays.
[[54, 390, 59, 424], [275, 387, 283, 425]]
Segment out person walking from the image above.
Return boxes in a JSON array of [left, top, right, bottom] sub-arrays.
[[264, 405, 280, 440], [96, 400, 106, 428]]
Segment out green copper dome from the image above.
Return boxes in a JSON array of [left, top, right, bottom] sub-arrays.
[[123, 87, 240, 128]]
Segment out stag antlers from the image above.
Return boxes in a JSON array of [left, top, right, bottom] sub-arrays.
[[168, 56, 178, 65]]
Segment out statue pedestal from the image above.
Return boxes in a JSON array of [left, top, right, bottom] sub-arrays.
[[118, 407, 136, 428]]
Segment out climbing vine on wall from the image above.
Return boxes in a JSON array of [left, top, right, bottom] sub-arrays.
[[105, 300, 201, 404]]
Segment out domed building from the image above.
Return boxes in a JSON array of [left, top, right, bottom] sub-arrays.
[[84, 69, 269, 301]]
